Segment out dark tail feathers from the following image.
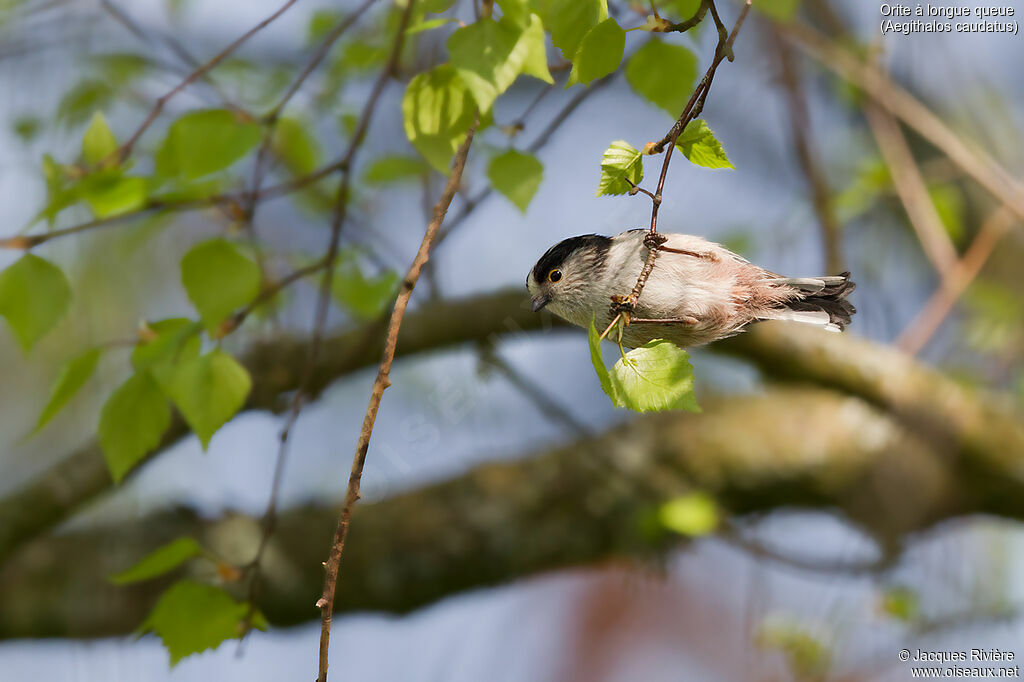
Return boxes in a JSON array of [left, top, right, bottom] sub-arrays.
[[784, 271, 857, 331]]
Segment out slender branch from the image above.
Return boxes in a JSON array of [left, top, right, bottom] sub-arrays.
[[896, 206, 1016, 355], [2, 388, 989, 640], [99, 0, 239, 111], [784, 22, 1024, 226], [112, 0, 300, 165], [243, 0, 416, 642], [863, 103, 959, 275], [316, 121, 477, 682], [239, 0, 380, 330], [616, 0, 753, 316], [774, 30, 843, 273]]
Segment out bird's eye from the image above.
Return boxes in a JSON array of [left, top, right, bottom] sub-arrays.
[[547, 269, 562, 283]]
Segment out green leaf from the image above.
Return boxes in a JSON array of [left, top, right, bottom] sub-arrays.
[[539, 0, 607, 59], [13, 115, 41, 142], [163, 350, 252, 450], [488, 149, 543, 212], [496, 0, 530, 25], [587, 320, 700, 412], [674, 119, 734, 170], [422, 0, 456, 12], [140, 580, 253, 666], [447, 15, 552, 113], [587, 318, 618, 399], [180, 239, 261, 333], [625, 40, 698, 117], [155, 109, 262, 180], [307, 9, 342, 43], [402, 65, 478, 171], [91, 53, 151, 84], [756, 618, 831, 681], [754, 0, 800, 22], [78, 172, 148, 218], [109, 537, 203, 585], [611, 339, 700, 412], [0, 254, 72, 352], [331, 255, 399, 320], [568, 18, 624, 86], [407, 17, 454, 34], [98, 371, 172, 483], [271, 117, 319, 177], [34, 348, 102, 432], [57, 80, 114, 127], [596, 140, 643, 196], [670, 0, 702, 17], [517, 14, 554, 85], [132, 318, 203, 388], [81, 111, 117, 166], [363, 155, 431, 184], [658, 492, 718, 536], [880, 585, 919, 622]]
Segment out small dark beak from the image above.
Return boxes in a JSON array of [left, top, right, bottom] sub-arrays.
[[531, 294, 550, 313]]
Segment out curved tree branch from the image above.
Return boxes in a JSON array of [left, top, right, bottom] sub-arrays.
[[1, 290, 1021, 565], [0, 388, 980, 640]]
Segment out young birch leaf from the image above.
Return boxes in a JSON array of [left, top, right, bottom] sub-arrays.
[[659, 492, 719, 536], [588, 319, 618, 401], [180, 239, 261, 333], [488, 149, 543, 212], [0, 254, 72, 352], [363, 155, 431, 184], [569, 18, 624, 86], [587, 321, 700, 412], [402, 65, 478, 171], [78, 172, 148, 218], [518, 14, 554, 85], [140, 580, 253, 667], [541, 0, 608, 59], [675, 119, 734, 170], [81, 111, 117, 166], [164, 350, 251, 450], [754, 0, 800, 22], [34, 348, 102, 432], [132, 318, 203, 390], [99, 371, 172, 483], [596, 140, 643, 196], [271, 117, 319, 176], [447, 16, 552, 113], [611, 340, 700, 412], [625, 41, 697, 117], [155, 109, 261, 180], [497, 0, 531, 26], [109, 537, 203, 585]]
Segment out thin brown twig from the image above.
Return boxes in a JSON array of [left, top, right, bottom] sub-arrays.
[[783, 22, 1024, 226], [240, 0, 380, 316], [99, 0, 239, 110], [238, 0, 417, 638], [896, 206, 1016, 355], [315, 120, 477, 682], [616, 0, 753, 317], [112, 0, 300, 165], [863, 103, 959, 275], [8, 46, 603, 254]]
